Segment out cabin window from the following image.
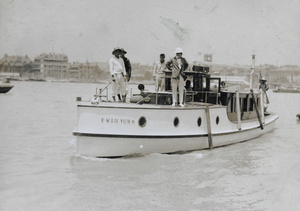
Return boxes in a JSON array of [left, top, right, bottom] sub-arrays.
[[230, 97, 238, 113], [209, 78, 220, 92], [202, 78, 206, 90], [197, 117, 202, 127], [230, 98, 234, 113], [243, 98, 247, 112], [138, 116, 147, 127], [249, 98, 254, 111], [233, 98, 236, 112], [174, 117, 179, 127], [216, 116, 220, 125]]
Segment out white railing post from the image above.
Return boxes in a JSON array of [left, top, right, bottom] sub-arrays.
[[236, 91, 241, 130], [260, 89, 265, 124], [205, 105, 213, 149], [250, 55, 255, 90], [192, 91, 194, 106], [156, 89, 158, 106], [99, 89, 102, 103], [106, 88, 108, 102]]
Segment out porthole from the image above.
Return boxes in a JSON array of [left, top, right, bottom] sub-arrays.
[[174, 117, 179, 127], [216, 116, 220, 125], [197, 117, 202, 127], [138, 116, 147, 127]]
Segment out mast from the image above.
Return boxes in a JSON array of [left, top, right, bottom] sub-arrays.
[[250, 54, 255, 90]]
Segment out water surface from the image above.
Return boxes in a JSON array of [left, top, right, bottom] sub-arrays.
[[0, 81, 300, 210]]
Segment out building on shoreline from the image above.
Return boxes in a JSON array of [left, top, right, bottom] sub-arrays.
[[69, 61, 102, 81], [264, 66, 300, 84], [0, 54, 32, 77], [33, 53, 69, 79], [1, 53, 299, 84]]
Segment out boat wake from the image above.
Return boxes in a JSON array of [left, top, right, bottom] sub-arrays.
[[121, 153, 146, 159], [72, 151, 204, 162], [73, 153, 146, 161], [192, 153, 204, 159], [147, 151, 204, 159], [74, 153, 110, 162], [69, 137, 77, 146]]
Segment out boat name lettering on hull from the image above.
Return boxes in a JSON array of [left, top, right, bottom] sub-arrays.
[[100, 118, 135, 124]]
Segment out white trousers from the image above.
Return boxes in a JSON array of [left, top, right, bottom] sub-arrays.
[[111, 73, 126, 96], [156, 74, 165, 91], [171, 75, 184, 104]]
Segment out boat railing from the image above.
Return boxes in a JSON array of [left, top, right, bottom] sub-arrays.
[[185, 89, 220, 106], [92, 82, 113, 103], [91, 81, 220, 106], [136, 89, 221, 106]]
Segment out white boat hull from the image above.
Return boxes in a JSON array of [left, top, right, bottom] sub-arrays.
[[73, 103, 278, 157]]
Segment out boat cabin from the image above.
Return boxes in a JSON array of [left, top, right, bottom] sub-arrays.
[[138, 65, 264, 121]]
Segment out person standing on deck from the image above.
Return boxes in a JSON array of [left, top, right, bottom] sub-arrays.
[[109, 47, 127, 102], [153, 53, 167, 92], [120, 48, 131, 98], [259, 77, 269, 111], [166, 47, 188, 107], [120, 48, 132, 82]]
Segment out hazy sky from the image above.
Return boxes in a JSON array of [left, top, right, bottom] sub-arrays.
[[1, 0, 299, 66]]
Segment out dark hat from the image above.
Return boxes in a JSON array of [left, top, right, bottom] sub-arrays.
[[112, 47, 122, 54], [121, 48, 127, 54]]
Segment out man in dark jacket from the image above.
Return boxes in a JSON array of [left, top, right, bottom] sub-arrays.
[[120, 48, 132, 82], [120, 48, 131, 98], [166, 47, 189, 107]]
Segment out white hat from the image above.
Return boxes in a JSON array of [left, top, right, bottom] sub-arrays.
[[120, 48, 127, 54], [174, 47, 183, 54], [112, 47, 122, 54]]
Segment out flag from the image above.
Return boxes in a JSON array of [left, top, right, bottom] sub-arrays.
[[204, 54, 212, 62]]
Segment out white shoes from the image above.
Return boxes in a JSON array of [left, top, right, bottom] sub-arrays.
[[172, 103, 184, 107]]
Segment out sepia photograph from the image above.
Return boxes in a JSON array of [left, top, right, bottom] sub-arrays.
[[1, 0, 300, 210]]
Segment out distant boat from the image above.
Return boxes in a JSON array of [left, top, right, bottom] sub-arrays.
[[297, 114, 300, 121], [273, 85, 300, 93], [7, 77, 22, 81], [0, 84, 14, 93], [0, 73, 22, 81], [25, 78, 46, 82]]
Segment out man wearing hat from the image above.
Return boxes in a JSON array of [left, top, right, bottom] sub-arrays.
[[109, 47, 127, 102], [120, 48, 132, 82], [166, 47, 189, 107], [259, 76, 269, 111]]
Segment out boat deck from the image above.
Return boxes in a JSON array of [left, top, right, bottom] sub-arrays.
[[77, 101, 224, 110]]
